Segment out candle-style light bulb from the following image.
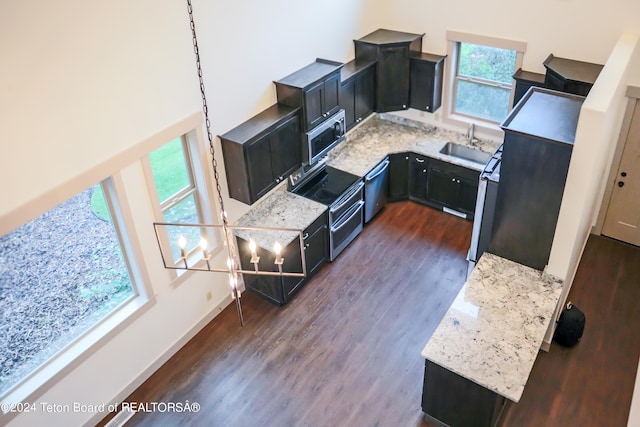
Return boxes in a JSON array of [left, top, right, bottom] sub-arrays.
[[200, 237, 208, 259], [227, 257, 234, 269], [274, 241, 283, 267], [249, 239, 257, 255], [178, 236, 187, 259]]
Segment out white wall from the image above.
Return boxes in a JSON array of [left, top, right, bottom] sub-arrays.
[[0, 0, 200, 235], [365, 0, 640, 72], [548, 34, 640, 280]]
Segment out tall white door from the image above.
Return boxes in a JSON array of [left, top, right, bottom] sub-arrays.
[[602, 101, 640, 246]]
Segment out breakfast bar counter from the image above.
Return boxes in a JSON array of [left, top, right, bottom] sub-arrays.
[[421, 252, 563, 426]]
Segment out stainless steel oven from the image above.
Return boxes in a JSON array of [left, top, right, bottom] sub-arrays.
[[329, 181, 364, 260], [289, 161, 363, 261], [304, 109, 346, 165], [468, 145, 502, 271]]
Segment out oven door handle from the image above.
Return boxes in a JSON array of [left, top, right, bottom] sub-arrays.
[[331, 200, 364, 232], [330, 181, 364, 215]]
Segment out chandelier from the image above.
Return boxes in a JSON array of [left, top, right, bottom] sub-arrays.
[[152, 0, 307, 326]]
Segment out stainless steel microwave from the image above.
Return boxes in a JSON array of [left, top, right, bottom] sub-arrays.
[[304, 109, 346, 165]]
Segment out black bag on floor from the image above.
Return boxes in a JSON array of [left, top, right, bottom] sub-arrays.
[[554, 302, 585, 347]]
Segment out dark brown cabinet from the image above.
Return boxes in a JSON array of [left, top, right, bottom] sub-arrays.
[[340, 59, 375, 130], [542, 54, 603, 97], [409, 154, 429, 203], [220, 105, 301, 205], [490, 87, 584, 270], [238, 211, 328, 306], [388, 152, 409, 201], [410, 53, 446, 113], [354, 29, 423, 113], [512, 69, 545, 107], [275, 59, 343, 132], [422, 360, 506, 427], [426, 159, 480, 219]]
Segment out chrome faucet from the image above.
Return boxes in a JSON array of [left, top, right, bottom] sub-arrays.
[[466, 123, 479, 146]]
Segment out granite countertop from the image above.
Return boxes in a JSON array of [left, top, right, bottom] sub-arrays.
[[234, 113, 499, 250], [421, 252, 563, 403], [234, 184, 327, 251], [326, 114, 501, 177]]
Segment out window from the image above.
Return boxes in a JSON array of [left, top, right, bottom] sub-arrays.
[[446, 31, 526, 125], [0, 179, 140, 398], [146, 133, 216, 267]]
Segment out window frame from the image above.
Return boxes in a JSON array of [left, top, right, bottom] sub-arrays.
[[0, 173, 153, 414], [443, 31, 527, 136], [143, 128, 222, 275]]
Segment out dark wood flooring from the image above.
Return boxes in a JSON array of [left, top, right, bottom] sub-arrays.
[[500, 234, 640, 427], [111, 202, 639, 427]]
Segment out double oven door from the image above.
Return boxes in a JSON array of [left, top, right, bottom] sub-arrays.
[[328, 181, 364, 261]]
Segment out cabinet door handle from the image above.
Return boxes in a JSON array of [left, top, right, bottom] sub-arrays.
[[302, 232, 309, 240], [451, 178, 456, 182]]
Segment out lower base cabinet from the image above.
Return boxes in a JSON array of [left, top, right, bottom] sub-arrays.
[[426, 159, 479, 219], [389, 152, 480, 221], [238, 211, 328, 306], [388, 153, 409, 201], [422, 360, 506, 427], [409, 154, 429, 203]]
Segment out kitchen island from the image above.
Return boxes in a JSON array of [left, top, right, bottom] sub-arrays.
[[421, 252, 563, 427]]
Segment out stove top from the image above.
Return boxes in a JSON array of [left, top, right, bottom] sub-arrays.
[[290, 165, 361, 206]]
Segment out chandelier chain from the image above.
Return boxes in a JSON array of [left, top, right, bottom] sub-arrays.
[[187, 0, 243, 326], [187, 0, 227, 226]]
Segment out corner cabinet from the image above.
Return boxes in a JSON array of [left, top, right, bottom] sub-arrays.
[[354, 29, 423, 113], [410, 53, 446, 113], [275, 59, 343, 132], [339, 59, 376, 131], [220, 105, 301, 205], [542, 54, 603, 97]]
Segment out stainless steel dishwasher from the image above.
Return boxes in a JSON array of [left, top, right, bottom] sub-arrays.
[[364, 157, 390, 223]]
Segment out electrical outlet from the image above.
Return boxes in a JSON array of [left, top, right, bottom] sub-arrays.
[[206, 291, 212, 302]]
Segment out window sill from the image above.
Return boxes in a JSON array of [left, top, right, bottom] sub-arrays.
[[0, 294, 152, 422], [443, 112, 505, 141]]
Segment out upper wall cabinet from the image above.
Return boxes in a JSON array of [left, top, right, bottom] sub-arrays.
[[339, 59, 376, 131], [275, 59, 343, 132], [354, 29, 424, 113], [512, 69, 545, 107], [220, 105, 301, 205], [410, 53, 446, 113], [543, 54, 603, 97]]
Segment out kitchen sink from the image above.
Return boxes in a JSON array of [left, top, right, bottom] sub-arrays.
[[439, 142, 492, 165]]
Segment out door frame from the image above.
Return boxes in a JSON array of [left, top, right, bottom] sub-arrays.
[[594, 86, 640, 234]]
